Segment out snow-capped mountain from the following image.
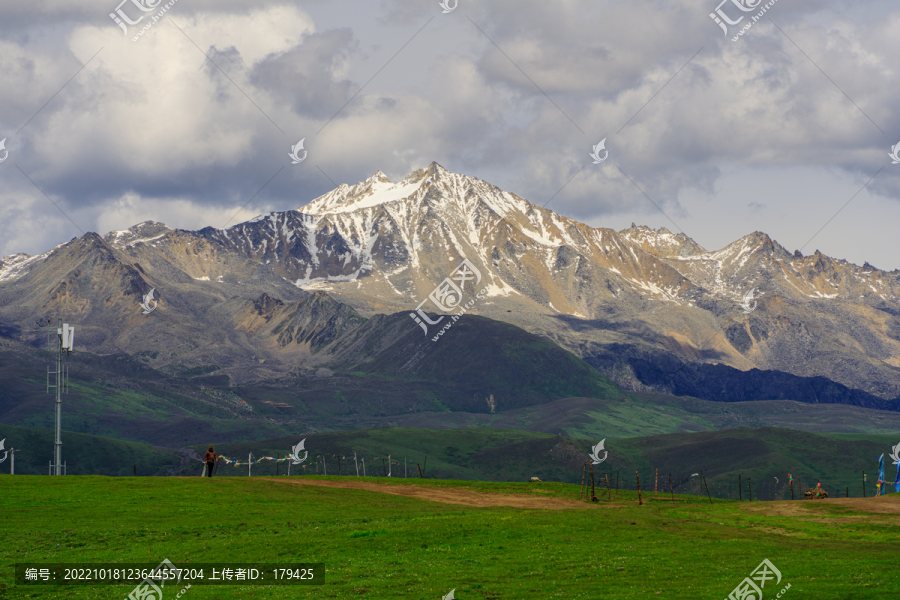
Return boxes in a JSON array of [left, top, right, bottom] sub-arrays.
[[2, 162, 899, 400], [197, 162, 700, 313]]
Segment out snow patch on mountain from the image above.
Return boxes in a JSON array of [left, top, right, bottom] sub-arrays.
[[303, 170, 424, 215], [0, 241, 69, 283], [105, 221, 172, 249], [0, 253, 42, 283]]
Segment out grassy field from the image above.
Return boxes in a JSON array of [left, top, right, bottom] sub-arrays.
[[1, 475, 899, 599], [194, 426, 897, 502], [4, 424, 897, 504]]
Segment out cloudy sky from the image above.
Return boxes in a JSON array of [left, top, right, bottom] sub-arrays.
[[1, 0, 899, 269]]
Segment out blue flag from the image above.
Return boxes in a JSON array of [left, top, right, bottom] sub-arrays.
[[877, 454, 885, 496], [895, 460, 900, 494]]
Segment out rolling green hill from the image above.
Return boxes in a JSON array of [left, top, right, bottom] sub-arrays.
[[0, 314, 626, 446], [4, 420, 896, 503], [0, 423, 180, 476], [6, 306, 900, 454], [182, 426, 899, 502]]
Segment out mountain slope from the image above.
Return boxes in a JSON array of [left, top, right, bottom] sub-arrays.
[[1, 163, 898, 408], [188, 163, 900, 399]]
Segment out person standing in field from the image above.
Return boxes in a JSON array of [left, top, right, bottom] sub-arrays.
[[205, 446, 218, 477]]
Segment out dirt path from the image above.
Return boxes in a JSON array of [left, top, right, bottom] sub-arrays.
[[743, 493, 900, 516], [267, 478, 597, 510]]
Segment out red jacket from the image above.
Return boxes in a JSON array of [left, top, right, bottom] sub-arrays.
[[205, 450, 217, 463]]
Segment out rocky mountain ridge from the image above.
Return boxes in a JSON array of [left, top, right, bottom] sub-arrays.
[[1, 162, 898, 401]]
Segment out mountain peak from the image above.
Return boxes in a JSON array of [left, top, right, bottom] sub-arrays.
[[618, 223, 706, 258], [428, 161, 448, 174], [370, 170, 392, 184], [104, 221, 172, 249], [302, 164, 452, 215]]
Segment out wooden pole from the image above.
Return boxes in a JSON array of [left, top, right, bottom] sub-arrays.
[[790, 480, 794, 500], [590, 463, 597, 501], [417, 463, 422, 478], [655, 468, 658, 499], [422, 456, 427, 478], [739, 473, 742, 500], [635, 471, 643, 506], [703, 475, 713, 504], [748, 478, 752, 502], [579, 461, 587, 500], [669, 473, 673, 501]]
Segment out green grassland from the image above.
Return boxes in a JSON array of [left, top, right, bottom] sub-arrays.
[[194, 426, 897, 502], [1, 475, 898, 599], [4, 424, 897, 504]]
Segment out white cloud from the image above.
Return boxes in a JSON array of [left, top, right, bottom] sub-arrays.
[[0, 0, 897, 269]]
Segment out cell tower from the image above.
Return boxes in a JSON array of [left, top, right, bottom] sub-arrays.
[[48, 318, 74, 475]]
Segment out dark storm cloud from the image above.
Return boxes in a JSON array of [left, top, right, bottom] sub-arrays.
[[249, 30, 358, 120]]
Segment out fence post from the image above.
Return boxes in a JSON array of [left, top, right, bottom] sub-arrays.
[[635, 471, 643, 506], [655, 468, 658, 499], [580, 462, 587, 500]]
